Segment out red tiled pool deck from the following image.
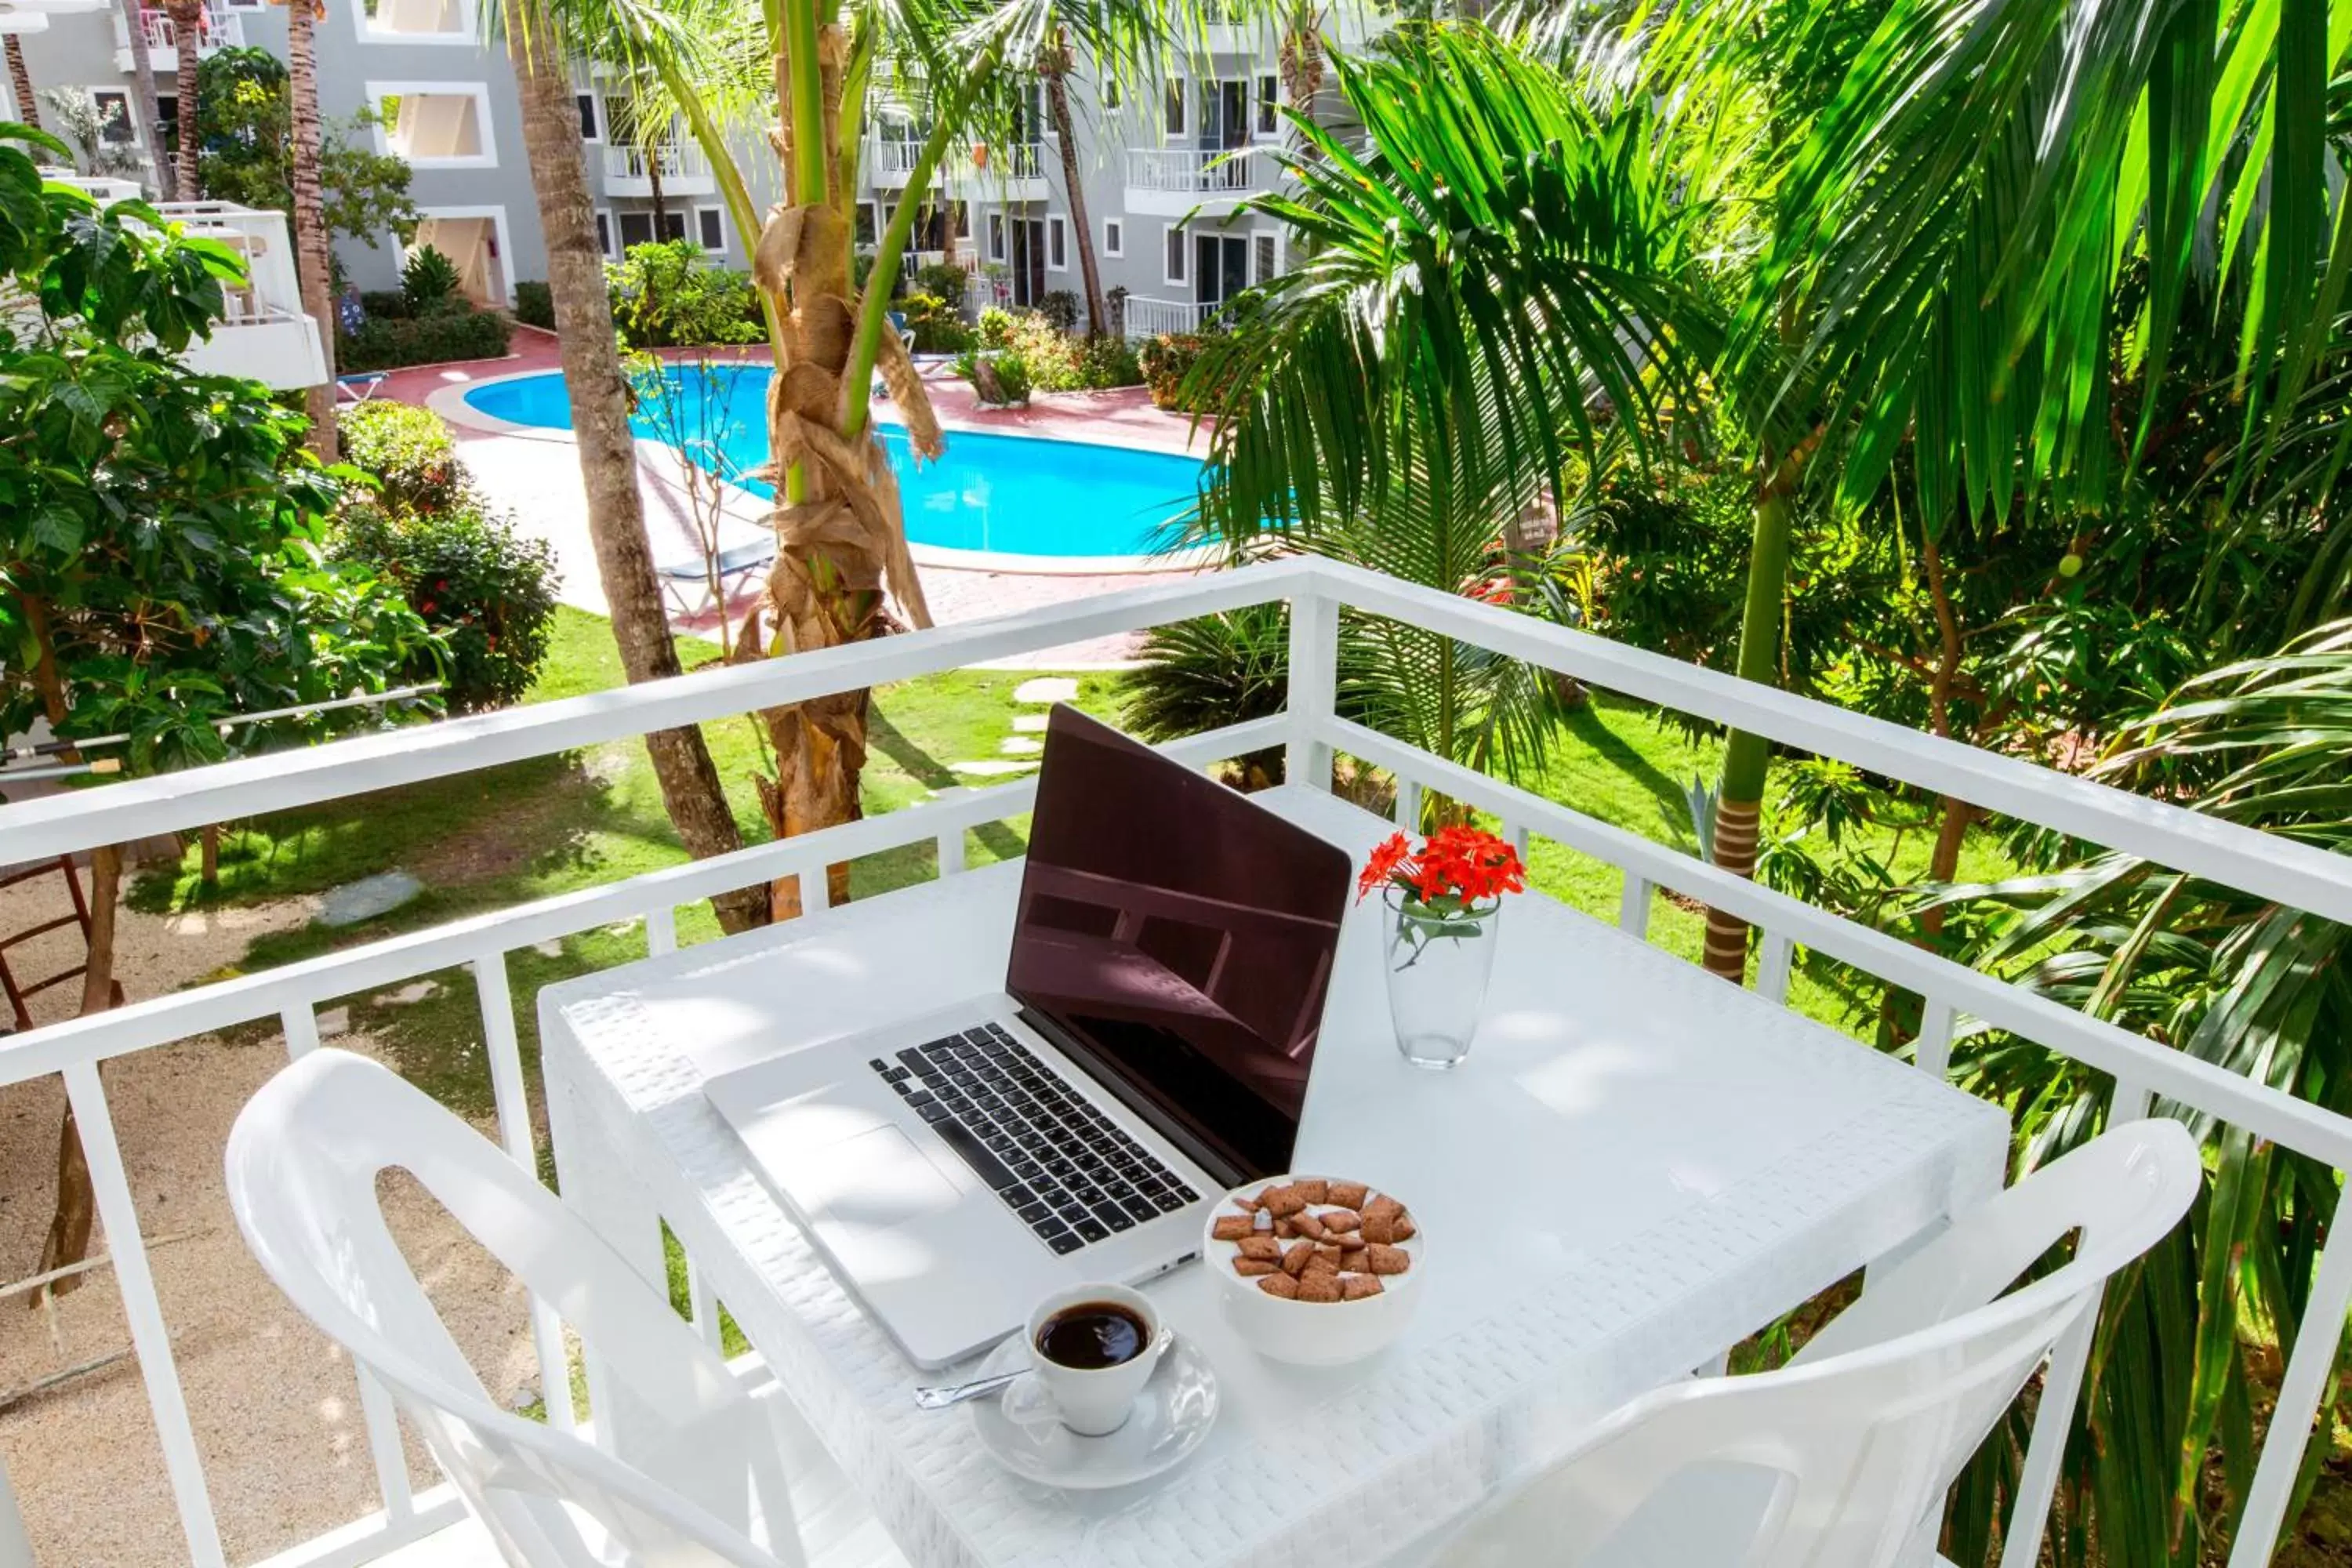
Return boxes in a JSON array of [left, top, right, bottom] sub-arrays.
[[376, 327, 1212, 666]]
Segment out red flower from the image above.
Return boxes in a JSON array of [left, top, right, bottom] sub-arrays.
[[1356, 833, 1413, 902], [1360, 824, 1526, 906]]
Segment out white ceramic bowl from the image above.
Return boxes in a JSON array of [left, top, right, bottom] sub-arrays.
[[1200, 1173, 1426, 1367]]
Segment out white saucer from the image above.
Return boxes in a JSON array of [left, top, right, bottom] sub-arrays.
[[968, 1333, 1219, 1489]]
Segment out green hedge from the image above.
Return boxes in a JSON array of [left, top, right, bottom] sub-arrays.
[[337, 303, 512, 372], [328, 503, 558, 712], [512, 280, 554, 329], [337, 401, 466, 516]]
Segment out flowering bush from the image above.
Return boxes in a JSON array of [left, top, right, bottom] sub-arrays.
[[1359, 825, 1528, 909]]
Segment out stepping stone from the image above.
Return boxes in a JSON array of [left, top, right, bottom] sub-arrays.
[[314, 1006, 350, 1038], [375, 979, 440, 1006], [1011, 713, 1051, 733], [532, 938, 565, 958], [1001, 738, 1043, 755], [951, 760, 1042, 776], [1012, 677, 1079, 705], [321, 870, 422, 927]]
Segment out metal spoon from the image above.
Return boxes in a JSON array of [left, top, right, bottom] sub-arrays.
[[912, 1369, 1025, 1410]]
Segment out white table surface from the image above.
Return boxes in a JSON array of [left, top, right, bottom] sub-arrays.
[[539, 786, 2009, 1568]]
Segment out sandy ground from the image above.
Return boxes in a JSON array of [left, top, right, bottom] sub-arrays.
[[0, 873, 538, 1568]]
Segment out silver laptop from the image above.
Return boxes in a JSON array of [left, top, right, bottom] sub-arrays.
[[702, 706, 1353, 1368]]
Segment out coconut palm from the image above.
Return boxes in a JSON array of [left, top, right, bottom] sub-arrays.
[[534, 0, 1225, 914], [495, 0, 765, 934], [5, 38, 40, 136], [282, 0, 337, 456], [115, 0, 169, 195], [1035, 31, 1108, 335], [166, 0, 203, 198]]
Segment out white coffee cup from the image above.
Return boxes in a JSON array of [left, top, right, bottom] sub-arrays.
[[1025, 1283, 1172, 1437]]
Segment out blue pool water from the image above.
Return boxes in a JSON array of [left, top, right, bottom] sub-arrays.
[[466, 364, 1204, 558]]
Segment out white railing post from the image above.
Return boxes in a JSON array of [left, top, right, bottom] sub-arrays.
[[645, 905, 677, 956], [938, 827, 967, 877], [1755, 931, 1794, 1004], [2230, 1184, 2352, 1565], [61, 1062, 227, 1568], [1394, 778, 1421, 832], [685, 1258, 722, 1350], [0, 1447, 32, 1568], [471, 949, 575, 1432], [1618, 873, 1653, 941], [1287, 588, 1338, 790], [1914, 997, 1957, 1078]]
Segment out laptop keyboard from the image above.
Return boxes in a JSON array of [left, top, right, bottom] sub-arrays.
[[870, 1023, 1199, 1255]]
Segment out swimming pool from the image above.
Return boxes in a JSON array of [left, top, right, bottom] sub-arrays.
[[463, 364, 1206, 560]]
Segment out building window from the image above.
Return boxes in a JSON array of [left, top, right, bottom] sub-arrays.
[[371, 82, 499, 168], [1163, 78, 1185, 137], [854, 201, 878, 246], [617, 209, 688, 250], [1256, 74, 1279, 135], [1046, 215, 1067, 271], [575, 92, 601, 143], [89, 89, 137, 146], [696, 206, 724, 252], [1102, 78, 1121, 111], [154, 92, 180, 155], [593, 209, 614, 258], [1163, 223, 1187, 285], [354, 0, 474, 42], [988, 212, 1006, 263], [1103, 218, 1123, 258], [1253, 231, 1279, 282]]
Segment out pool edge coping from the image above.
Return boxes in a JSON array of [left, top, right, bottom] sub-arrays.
[[427, 369, 1213, 578]]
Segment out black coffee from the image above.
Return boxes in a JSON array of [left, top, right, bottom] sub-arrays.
[[1036, 1301, 1149, 1369]]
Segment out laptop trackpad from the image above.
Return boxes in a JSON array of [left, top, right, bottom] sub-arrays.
[[803, 1125, 963, 1232]]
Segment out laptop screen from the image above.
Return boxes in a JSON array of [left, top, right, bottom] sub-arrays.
[[1006, 706, 1351, 1186]]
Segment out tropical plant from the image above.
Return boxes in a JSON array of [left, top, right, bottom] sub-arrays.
[[330, 503, 561, 710], [497, 0, 762, 933], [337, 400, 470, 516], [336, 300, 513, 370], [606, 238, 763, 346], [168, 0, 206, 196], [1137, 330, 1221, 411], [284, 0, 339, 455], [401, 242, 463, 310], [42, 89, 147, 180], [1033, 35, 1109, 335], [0, 132, 438, 1290], [512, 278, 555, 328], [116, 0, 167, 194], [5, 38, 40, 138]]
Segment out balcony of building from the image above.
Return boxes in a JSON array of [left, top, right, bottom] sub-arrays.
[[601, 140, 715, 198], [1123, 143, 1270, 217], [111, 1, 241, 71]]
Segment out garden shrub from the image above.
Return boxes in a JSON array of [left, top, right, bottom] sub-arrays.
[[1138, 332, 1225, 412], [954, 346, 1033, 405], [899, 290, 973, 354], [1077, 334, 1143, 390], [1039, 290, 1080, 332], [329, 503, 559, 711], [401, 245, 462, 312], [996, 311, 1083, 391], [358, 288, 410, 321], [912, 261, 970, 303], [337, 401, 466, 516], [606, 240, 764, 347], [337, 303, 512, 371], [512, 279, 555, 329], [976, 307, 1014, 348]]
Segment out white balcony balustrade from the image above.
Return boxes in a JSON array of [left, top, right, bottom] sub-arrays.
[[5, 559, 2351, 1568], [112, 1, 240, 69], [1123, 145, 1269, 215], [1120, 295, 1225, 339], [600, 140, 715, 197]]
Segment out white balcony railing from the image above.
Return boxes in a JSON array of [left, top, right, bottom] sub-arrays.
[[114, 2, 241, 59], [1120, 295, 1223, 339], [1124, 144, 1267, 196], [601, 141, 713, 184], [5, 558, 2352, 1568]]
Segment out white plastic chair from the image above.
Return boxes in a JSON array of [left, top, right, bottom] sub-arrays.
[[226, 1048, 906, 1568], [1424, 1119, 2202, 1568]]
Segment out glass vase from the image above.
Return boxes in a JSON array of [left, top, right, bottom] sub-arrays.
[[1383, 885, 1502, 1070]]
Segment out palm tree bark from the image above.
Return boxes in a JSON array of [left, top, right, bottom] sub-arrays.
[[285, 0, 338, 459], [506, 0, 766, 935], [168, 0, 202, 201], [5, 38, 40, 133], [115, 0, 169, 198], [1038, 42, 1106, 337]]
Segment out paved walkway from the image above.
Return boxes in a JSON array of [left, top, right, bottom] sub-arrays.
[[375, 328, 1210, 667]]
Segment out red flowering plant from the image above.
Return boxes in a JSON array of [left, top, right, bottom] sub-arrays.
[[1357, 825, 1527, 966]]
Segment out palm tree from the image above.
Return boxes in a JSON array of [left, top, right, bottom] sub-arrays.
[[499, 0, 766, 934], [115, 0, 169, 196], [538, 0, 1202, 914], [1035, 31, 1108, 336], [5, 38, 42, 136], [166, 0, 203, 198], [1647, 0, 2352, 979], [282, 0, 337, 457]]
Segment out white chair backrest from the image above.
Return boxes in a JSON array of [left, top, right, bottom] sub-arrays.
[[1435, 1119, 2202, 1568], [226, 1048, 803, 1568]]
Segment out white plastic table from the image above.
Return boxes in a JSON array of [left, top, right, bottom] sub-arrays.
[[539, 786, 2009, 1568]]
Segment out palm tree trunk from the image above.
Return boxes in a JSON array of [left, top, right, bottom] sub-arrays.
[[5, 38, 40, 133], [116, 0, 168, 198], [169, 0, 201, 201], [1040, 50, 1106, 337], [1700, 448, 1809, 981], [285, 0, 338, 459], [506, 0, 767, 935]]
